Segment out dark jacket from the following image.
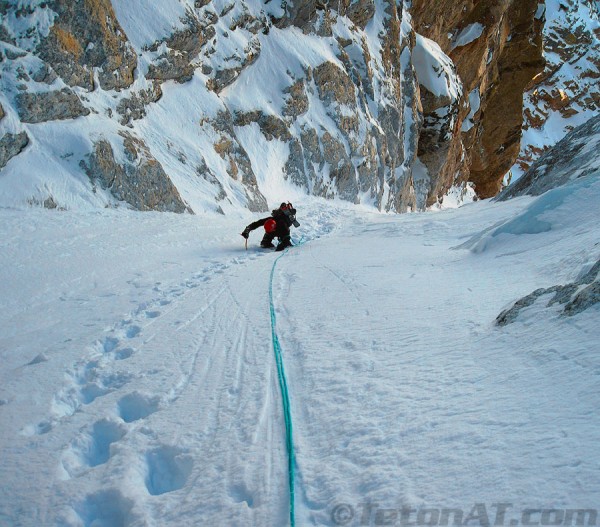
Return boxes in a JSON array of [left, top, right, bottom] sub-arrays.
[[245, 208, 294, 239]]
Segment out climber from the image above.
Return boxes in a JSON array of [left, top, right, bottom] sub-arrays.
[[241, 202, 300, 251]]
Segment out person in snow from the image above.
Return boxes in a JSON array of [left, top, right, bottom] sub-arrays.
[[241, 202, 300, 251]]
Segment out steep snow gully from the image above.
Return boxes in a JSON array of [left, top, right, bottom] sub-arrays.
[[1, 183, 599, 526]]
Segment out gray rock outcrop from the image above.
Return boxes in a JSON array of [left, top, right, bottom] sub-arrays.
[[498, 113, 600, 200], [15, 89, 90, 123], [211, 111, 267, 212], [82, 136, 191, 213], [205, 38, 261, 93], [37, 0, 137, 91], [117, 83, 163, 126], [146, 11, 214, 84], [277, 0, 375, 33], [497, 259, 600, 325], [0, 131, 29, 169], [270, 0, 421, 211], [30, 64, 58, 84]]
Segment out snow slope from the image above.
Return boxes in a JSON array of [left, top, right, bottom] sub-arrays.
[[1, 179, 599, 525]]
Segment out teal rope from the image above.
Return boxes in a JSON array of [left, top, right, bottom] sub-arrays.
[[269, 238, 304, 527]]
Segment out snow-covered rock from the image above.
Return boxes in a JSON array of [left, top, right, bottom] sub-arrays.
[[15, 88, 90, 124], [82, 135, 191, 213], [0, 0, 418, 212], [498, 112, 600, 199], [511, 0, 600, 180], [0, 0, 550, 212], [496, 258, 600, 324]]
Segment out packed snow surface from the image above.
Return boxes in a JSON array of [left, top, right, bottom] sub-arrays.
[[451, 23, 485, 50], [412, 35, 461, 100], [1, 178, 599, 526]]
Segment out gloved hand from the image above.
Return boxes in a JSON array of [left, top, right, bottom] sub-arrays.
[[241, 229, 250, 239]]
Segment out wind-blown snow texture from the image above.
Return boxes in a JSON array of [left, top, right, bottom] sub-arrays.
[[1, 172, 598, 525]]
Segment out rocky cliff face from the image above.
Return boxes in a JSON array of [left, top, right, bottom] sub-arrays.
[[0, 0, 558, 212], [411, 0, 545, 200], [511, 0, 600, 180], [38, 0, 137, 92]]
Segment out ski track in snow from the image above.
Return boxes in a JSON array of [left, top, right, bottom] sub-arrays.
[[1, 195, 599, 526], [30, 244, 286, 525], [34, 257, 239, 434], [0, 204, 340, 526]]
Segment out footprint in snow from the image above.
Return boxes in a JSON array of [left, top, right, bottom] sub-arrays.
[[125, 325, 141, 339], [74, 489, 135, 527], [114, 347, 134, 361], [61, 419, 127, 478], [98, 329, 138, 360], [21, 420, 53, 436], [51, 369, 133, 419], [228, 482, 255, 508], [117, 392, 160, 423], [101, 337, 120, 354], [144, 445, 193, 496]]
